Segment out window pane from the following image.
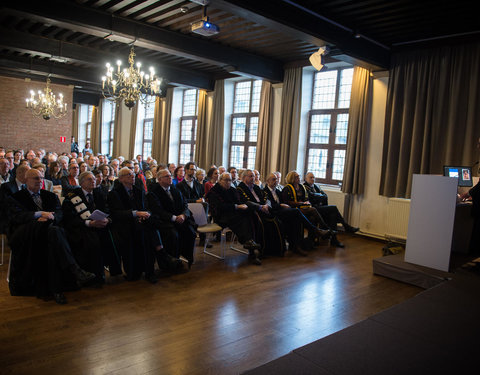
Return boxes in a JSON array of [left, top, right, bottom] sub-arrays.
[[145, 96, 155, 118], [179, 144, 191, 165], [335, 113, 348, 145], [251, 80, 262, 112], [249, 116, 258, 142], [101, 121, 110, 155], [143, 142, 152, 159], [247, 146, 256, 170], [310, 114, 331, 144], [312, 70, 337, 109], [338, 68, 354, 108], [307, 149, 328, 179], [144, 120, 153, 141], [232, 117, 246, 142], [332, 150, 346, 180], [181, 119, 194, 141], [183, 89, 198, 116], [234, 81, 251, 113], [230, 146, 244, 168]]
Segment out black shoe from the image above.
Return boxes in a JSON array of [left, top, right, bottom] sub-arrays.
[[243, 239, 261, 251], [145, 273, 158, 284], [54, 292, 67, 305], [345, 225, 359, 233], [313, 227, 332, 240], [72, 267, 96, 287]]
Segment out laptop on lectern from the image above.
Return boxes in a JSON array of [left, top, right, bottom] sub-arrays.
[[443, 166, 473, 187]]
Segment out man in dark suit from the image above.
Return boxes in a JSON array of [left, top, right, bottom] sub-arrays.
[[264, 173, 330, 255], [176, 161, 211, 248], [107, 167, 164, 283], [206, 172, 262, 265], [0, 164, 30, 234], [303, 172, 359, 235], [147, 168, 197, 268], [62, 171, 121, 285], [7, 169, 95, 304]]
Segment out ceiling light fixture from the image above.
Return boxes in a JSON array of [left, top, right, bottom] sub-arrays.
[[101, 46, 163, 109], [25, 77, 68, 121]]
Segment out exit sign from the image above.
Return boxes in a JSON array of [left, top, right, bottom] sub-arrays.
[[60, 136, 66, 143]]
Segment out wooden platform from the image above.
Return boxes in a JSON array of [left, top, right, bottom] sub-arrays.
[[0, 235, 421, 374]]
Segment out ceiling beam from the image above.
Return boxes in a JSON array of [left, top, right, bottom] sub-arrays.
[[2, 0, 285, 82], [214, 0, 390, 70], [0, 28, 215, 90]]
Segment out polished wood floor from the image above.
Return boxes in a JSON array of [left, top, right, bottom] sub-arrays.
[[0, 234, 421, 375]]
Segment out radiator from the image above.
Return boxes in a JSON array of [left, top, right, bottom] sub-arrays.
[[323, 188, 347, 215], [385, 198, 411, 240]]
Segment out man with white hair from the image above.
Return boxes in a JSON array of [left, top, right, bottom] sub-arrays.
[[8, 168, 95, 304]]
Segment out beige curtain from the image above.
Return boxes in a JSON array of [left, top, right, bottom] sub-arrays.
[[128, 104, 139, 160], [342, 66, 372, 195], [111, 100, 122, 158], [89, 103, 101, 154], [255, 81, 273, 179], [194, 90, 209, 167], [208, 80, 225, 169], [71, 105, 79, 141], [276, 67, 302, 177], [380, 42, 480, 198], [156, 88, 174, 164], [151, 96, 163, 162]]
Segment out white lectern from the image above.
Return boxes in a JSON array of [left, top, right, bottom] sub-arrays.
[[405, 174, 458, 272]]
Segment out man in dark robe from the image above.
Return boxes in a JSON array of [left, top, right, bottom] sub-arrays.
[[7, 169, 95, 304], [62, 171, 122, 285], [147, 168, 197, 268], [206, 172, 262, 265], [107, 167, 163, 283]]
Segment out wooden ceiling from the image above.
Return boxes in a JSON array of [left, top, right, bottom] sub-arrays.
[[0, 0, 478, 94]]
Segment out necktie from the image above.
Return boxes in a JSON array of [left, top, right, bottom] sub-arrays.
[[272, 189, 280, 204], [166, 189, 173, 201], [86, 193, 94, 205], [21, 184, 26, 190], [32, 193, 43, 210], [128, 189, 135, 201]]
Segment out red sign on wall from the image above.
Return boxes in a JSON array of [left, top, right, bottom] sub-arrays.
[[60, 136, 66, 143]]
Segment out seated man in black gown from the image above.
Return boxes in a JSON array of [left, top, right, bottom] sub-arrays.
[[263, 173, 331, 256], [7, 168, 95, 304], [206, 172, 262, 265], [147, 168, 197, 269], [107, 167, 164, 283], [62, 171, 122, 285], [303, 172, 359, 234]]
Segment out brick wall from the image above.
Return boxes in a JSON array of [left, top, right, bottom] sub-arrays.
[[0, 75, 73, 154]]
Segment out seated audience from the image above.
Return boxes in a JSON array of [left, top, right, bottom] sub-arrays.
[[196, 168, 206, 187], [206, 172, 262, 265], [228, 167, 240, 188], [0, 157, 11, 184], [7, 169, 95, 304], [274, 171, 284, 191], [253, 170, 264, 189], [147, 168, 197, 268], [32, 163, 53, 192], [0, 164, 30, 199], [303, 172, 359, 234]]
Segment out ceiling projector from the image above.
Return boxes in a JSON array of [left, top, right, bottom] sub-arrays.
[[191, 18, 219, 36]]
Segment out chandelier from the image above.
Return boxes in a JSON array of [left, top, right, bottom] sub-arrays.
[[25, 78, 68, 120], [101, 46, 163, 109]]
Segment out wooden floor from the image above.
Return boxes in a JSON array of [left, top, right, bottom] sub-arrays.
[[0, 234, 421, 375]]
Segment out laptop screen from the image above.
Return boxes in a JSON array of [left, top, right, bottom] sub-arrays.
[[443, 166, 473, 187]]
